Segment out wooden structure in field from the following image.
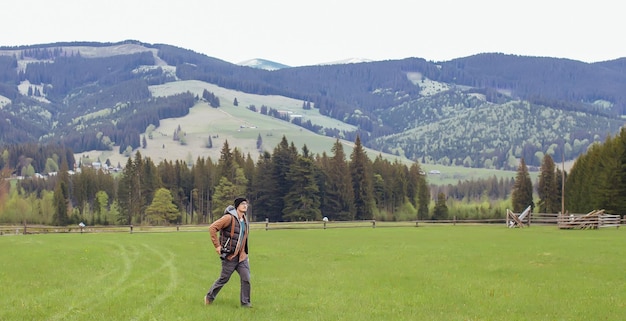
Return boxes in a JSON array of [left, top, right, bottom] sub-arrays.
[[557, 209, 621, 229], [506, 205, 532, 228]]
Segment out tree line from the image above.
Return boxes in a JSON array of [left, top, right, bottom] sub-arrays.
[[564, 127, 626, 215], [0, 136, 431, 226], [2, 127, 624, 227], [509, 127, 626, 218]]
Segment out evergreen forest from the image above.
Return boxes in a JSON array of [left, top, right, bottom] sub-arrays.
[[2, 127, 625, 227], [1, 136, 431, 226]]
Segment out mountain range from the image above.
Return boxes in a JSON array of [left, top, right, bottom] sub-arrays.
[[1, 40, 625, 171]]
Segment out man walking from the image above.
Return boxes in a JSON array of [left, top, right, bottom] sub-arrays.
[[205, 197, 251, 308]]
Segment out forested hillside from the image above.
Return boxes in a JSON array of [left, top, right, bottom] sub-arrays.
[[373, 91, 623, 169], [1, 40, 625, 171]]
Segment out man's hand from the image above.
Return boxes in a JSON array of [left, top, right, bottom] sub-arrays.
[[215, 246, 221, 255]]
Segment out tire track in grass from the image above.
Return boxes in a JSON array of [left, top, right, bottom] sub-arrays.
[[36, 242, 129, 307], [47, 241, 138, 321], [130, 243, 178, 321], [7, 244, 130, 320]]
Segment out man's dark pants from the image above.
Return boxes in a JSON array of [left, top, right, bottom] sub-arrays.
[[206, 257, 251, 305]]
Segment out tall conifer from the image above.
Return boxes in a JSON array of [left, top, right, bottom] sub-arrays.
[[323, 140, 354, 220], [270, 136, 297, 221], [594, 135, 623, 214], [217, 140, 235, 182], [282, 154, 321, 221], [511, 158, 534, 212], [349, 136, 373, 220], [617, 128, 626, 215], [251, 151, 278, 221], [537, 154, 558, 213], [432, 192, 448, 220]]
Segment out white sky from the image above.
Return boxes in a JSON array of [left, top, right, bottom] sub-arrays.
[[1, 0, 623, 66]]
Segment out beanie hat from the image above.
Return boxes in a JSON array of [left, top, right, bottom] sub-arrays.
[[234, 197, 248, 209]]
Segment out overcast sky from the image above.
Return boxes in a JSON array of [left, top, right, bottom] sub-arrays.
[[2, 0, 622, 66]]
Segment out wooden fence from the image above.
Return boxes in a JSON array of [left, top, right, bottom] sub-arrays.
[[0, 220, 411, 235], [0, 224, 208, 235], [506, 210, 623, 229], [1, 214, 623, 235], [556, 210, 621, 229]]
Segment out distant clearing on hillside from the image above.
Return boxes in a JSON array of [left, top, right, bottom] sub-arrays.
[[76, 80, 521, 184]]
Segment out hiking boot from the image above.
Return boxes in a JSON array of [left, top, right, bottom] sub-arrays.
[[204, 295, 212, 305], [241, 303, 252, 308]]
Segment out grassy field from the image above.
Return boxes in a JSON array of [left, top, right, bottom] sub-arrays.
[[2, 226, 623, 320]]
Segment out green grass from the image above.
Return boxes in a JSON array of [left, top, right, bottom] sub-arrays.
[[1, 226, 624, 320]]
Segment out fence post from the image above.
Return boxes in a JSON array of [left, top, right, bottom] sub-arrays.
[[453, 216, 456, 226], [372, 220, 376, 228], [265, 218, 269, 231], [323, 221, 326, 229], [506, 210, 510, 227], [130, 224, 133, 234]]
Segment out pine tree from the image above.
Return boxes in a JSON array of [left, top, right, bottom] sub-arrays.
[[193, 156, 217, 223], [140, 157, 162, 222], [212, 176, 239, 215], [371, 156, 388, 213], [133, 152, 146, 224], [52, 181, 70, 225], [0, 168, 10, 213], [372, 173, 384, 215], [233, 167, 249, 198], [217, 140, 235, 182], [117, 157, 136, 224], [537, 154, 558, 213], [282, 155, 321, 221], [94, 190, 109, 225], [349, 135, 373, 220], [555, 168, 565, 214], [250, 151, 278, 221], [52, 157, 72, 226], [432, 192, 448, 220], [391, 161, 408, 213], [511, 158, 534, 212], [594, 134, 623, 214], [232, 147, 246, 170], [564, 153, 587, 212], [416, 172, 430, 220], [408, 163, 430, 220], [322, 140, 355, 220], [617, 128, 626, 216], [269, 136, 297, 221], [145, 188, 179, 225], [407, 163, 421, 208], [256, 133, 263, 150]]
